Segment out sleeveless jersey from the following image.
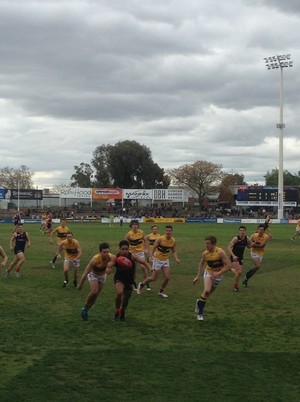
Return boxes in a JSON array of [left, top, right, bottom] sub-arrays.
[[251, 233, 269, 256], [204, 246, 225, 273], [232, 236, 248, 259], [14, 232, 28, 253], [92, 252, 113, 275], [127, 229, 145, 253], [114, 252, 135, 287], [61, 238, 80, 260], [55, 225, 70, 243], [147, 232, 161, 250], [154, 235, 175, 261]]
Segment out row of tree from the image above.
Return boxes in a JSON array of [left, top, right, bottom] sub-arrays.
[[1, 141, 300, 205]]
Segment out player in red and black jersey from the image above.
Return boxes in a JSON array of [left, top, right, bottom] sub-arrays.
[[107, 240, 150, 321], [6, 224, 31, 278], [228, 226, 252, 292]]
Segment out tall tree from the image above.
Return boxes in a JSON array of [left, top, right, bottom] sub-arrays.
[[264, 168, 300, 186], [168, 161, 225, 204], [0, 165, 33, 188], [91, 140, 170, 188], [218, 173, 245, 204], [70, 163, 94, 187]]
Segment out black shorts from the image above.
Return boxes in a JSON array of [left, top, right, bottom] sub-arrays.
[[114, 272, 134, 291]]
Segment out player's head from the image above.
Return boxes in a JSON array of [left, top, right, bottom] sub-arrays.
[[204, 236, 217, 250], [119, 240, 130, 256], [66, 232, 73, 241], [129, 219, 139, 228], [257, 224, 265, 233], [165, 225, 173, 236], [151, 225, 159, 233], [99, 242, 110, 252], [239, 225, 246, 233]]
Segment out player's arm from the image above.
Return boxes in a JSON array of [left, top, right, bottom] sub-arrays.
[[141, 231, 149, 257], [75, 242, 83, 260], [25, 232, 31, 248], [9, 233, 16, 251], [105, 255, 117, 275], [133, 254, 152, 272], [0, 246, 8, 267], [77, 257, 95, 290], [171, 240, 180, 264], [49, 228, 58, 244], [213, 250, 231, 277], [149, 237, 161, 260], [193, 253, 206, 284], [227, 237, 238, 260]]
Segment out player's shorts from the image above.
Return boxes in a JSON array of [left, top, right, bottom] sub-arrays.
[[230, 256, 243, 265], [250, 252, 263, 262], [64, 258, 80, 268], [152, 258, 169, 271], [88, 271, 107, 284], [296, 228, 300, 232], [204, 270, 223, 288], [132, 251, 145, 260]]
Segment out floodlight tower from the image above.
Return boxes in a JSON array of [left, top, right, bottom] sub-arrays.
[[264, 54, 293, 220]]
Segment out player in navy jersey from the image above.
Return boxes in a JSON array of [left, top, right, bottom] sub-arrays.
[[6, 224, 31, 278], [227, 226, 252, 291]]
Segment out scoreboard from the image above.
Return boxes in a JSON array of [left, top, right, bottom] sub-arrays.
[[236, 187, 298, 206]]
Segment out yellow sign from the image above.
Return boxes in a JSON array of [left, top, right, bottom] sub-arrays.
[[143, 218, 185, 223]]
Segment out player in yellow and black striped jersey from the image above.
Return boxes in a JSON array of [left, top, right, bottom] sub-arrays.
[[193, 236, 231, 321], [125, 220, 149, 289], [242, 224, 270, 288], [49, 219, 70, 268], [77, 242, 116, 321], [57, 232, 82, 288], [137, 225, 180, 298], [145, 225, 161, 255]]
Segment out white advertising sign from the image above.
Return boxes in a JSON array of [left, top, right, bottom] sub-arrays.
[[60, 187, 92, 199], [123, 189, 153, 200]]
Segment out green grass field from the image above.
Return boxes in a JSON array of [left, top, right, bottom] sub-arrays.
[[0, 222, 299, 402]]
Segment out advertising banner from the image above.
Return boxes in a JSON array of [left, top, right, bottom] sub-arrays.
[[123, 189, 153, 200], [0, 189, 10, 199], [152, 189, 169, 200], [9, 189, 43, 200], [167, 188, 185, 202], [60, 187, 91, 199], [92, 188, 122, 200]]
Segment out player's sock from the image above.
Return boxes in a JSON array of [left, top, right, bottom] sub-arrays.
[[52, 256, 57, 264], [245, 268, 255, 280], [197, 297, 206, 314]]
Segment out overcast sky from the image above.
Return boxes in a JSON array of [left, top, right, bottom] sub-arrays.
[[0, 0, 299, 188]]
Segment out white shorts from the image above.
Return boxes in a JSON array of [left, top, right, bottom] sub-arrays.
[[250, 252, 263, 262], [152, 258, 169, 271], [87, 272, 107, 284], [65, 258, 80, 268], [204, 270, 222, 287], [133, 251, 145, 260]]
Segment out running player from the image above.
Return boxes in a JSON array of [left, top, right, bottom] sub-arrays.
[[290, 217, 300, 241], [78, 242, 116, 321], [0, 244, 8, 269], [107, 240, 151, 321], [49, 219, 70, 268], [125, 220, 149, 290], [137, 225, 180, 298], [6, 224, 31, 278], [193, 235, 231, 321], [56, 232, 82, 288], [145, 225, 160, 257], [227, 226, 252, 292], [242, 224, 270, 288]]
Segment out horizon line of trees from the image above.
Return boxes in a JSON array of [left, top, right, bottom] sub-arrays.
[[1, 141, 300, 205]]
